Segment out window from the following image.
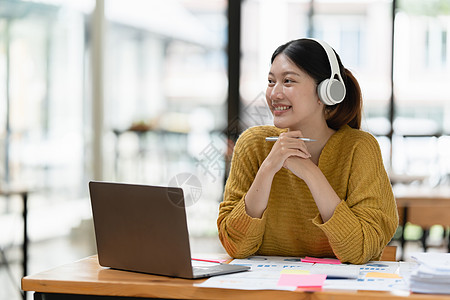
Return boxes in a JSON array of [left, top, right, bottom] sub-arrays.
[[102, 0, 228, 236], [393, 1, 450, 183], [0, 0, 227, 241]]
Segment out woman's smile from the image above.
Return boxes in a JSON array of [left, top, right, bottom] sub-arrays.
[[272, 104, 292, 116]]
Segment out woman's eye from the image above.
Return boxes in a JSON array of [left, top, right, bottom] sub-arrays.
[[284, 79, 293, 84], [268, 79, 275, 85]]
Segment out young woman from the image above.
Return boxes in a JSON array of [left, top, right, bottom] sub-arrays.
[[217, 38, 398, 264]]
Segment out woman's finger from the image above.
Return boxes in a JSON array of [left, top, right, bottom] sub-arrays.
[[277, 136, 311, 157]]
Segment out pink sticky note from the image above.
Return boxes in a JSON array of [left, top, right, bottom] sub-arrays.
[[301, 256, 341, 264], [278, 274, 327, 288]]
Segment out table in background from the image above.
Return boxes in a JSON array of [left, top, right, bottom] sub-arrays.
[[22, 255, 450, 300], [395, 186, 450, 258], [1, 187, 30, 300]]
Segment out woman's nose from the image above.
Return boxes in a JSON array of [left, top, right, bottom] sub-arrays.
[[271, 84, 284, 99]]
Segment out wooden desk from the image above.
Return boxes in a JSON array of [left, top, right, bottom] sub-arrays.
[[396, 196, 450, 227], [395, 188, 450, 256], [22, 255, 450, 300]]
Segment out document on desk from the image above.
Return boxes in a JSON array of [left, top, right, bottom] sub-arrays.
[[196, 256, 313, 290], [323, 261, 409, 291], [196, 256, 413, 292]]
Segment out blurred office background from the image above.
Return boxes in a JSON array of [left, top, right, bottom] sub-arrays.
[[1, 0, 450, 299]]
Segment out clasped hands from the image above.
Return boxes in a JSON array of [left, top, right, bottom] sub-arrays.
[[263, 131, 316, 181]]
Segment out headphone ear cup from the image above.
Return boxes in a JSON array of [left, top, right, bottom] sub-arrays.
[[328, 79, 346, 104], [318, 78, 345, 105], [318, 79, 333, 106]]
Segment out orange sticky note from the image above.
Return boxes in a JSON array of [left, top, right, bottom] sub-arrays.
[[365, 272, 402, 278]]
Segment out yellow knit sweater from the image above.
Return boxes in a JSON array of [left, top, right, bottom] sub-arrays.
[[217, 125, 398, 264]]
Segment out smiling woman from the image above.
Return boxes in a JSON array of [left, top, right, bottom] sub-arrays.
[[267, 54, 324, 130], [217, 38, 399, 265]]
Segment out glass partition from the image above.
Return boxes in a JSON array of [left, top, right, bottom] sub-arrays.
[[103, 0, 228, 237], [392, 0, 450, 185], [0, 1, 91, 198]]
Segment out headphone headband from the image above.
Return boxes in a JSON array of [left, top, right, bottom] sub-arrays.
[[307, 38, 346, 105]]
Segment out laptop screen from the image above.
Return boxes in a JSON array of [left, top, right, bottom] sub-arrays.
[[89, 181, 194, 278]]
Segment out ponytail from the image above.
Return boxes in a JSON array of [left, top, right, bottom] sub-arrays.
[[325, 69, 362, 130]]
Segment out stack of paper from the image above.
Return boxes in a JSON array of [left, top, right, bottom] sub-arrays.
[[409, 253, 450, 294]]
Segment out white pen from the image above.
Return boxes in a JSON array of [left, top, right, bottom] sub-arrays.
[[265, 136, 316, 142]]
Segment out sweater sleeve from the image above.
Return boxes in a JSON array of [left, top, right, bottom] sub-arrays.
[[217, 128, 268, 258], [312, 133, 399, 264]]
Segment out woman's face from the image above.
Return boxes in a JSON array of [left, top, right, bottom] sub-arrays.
[[266, 53, 324, 130]]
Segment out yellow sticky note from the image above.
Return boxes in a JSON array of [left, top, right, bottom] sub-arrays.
[[365, 272, 402, 278], [280, 269, 310, 274]]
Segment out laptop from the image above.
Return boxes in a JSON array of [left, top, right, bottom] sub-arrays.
[[88, 181, 250, 279]]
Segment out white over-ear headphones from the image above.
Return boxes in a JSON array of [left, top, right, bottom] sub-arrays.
[[308, 38, 346, 106]]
